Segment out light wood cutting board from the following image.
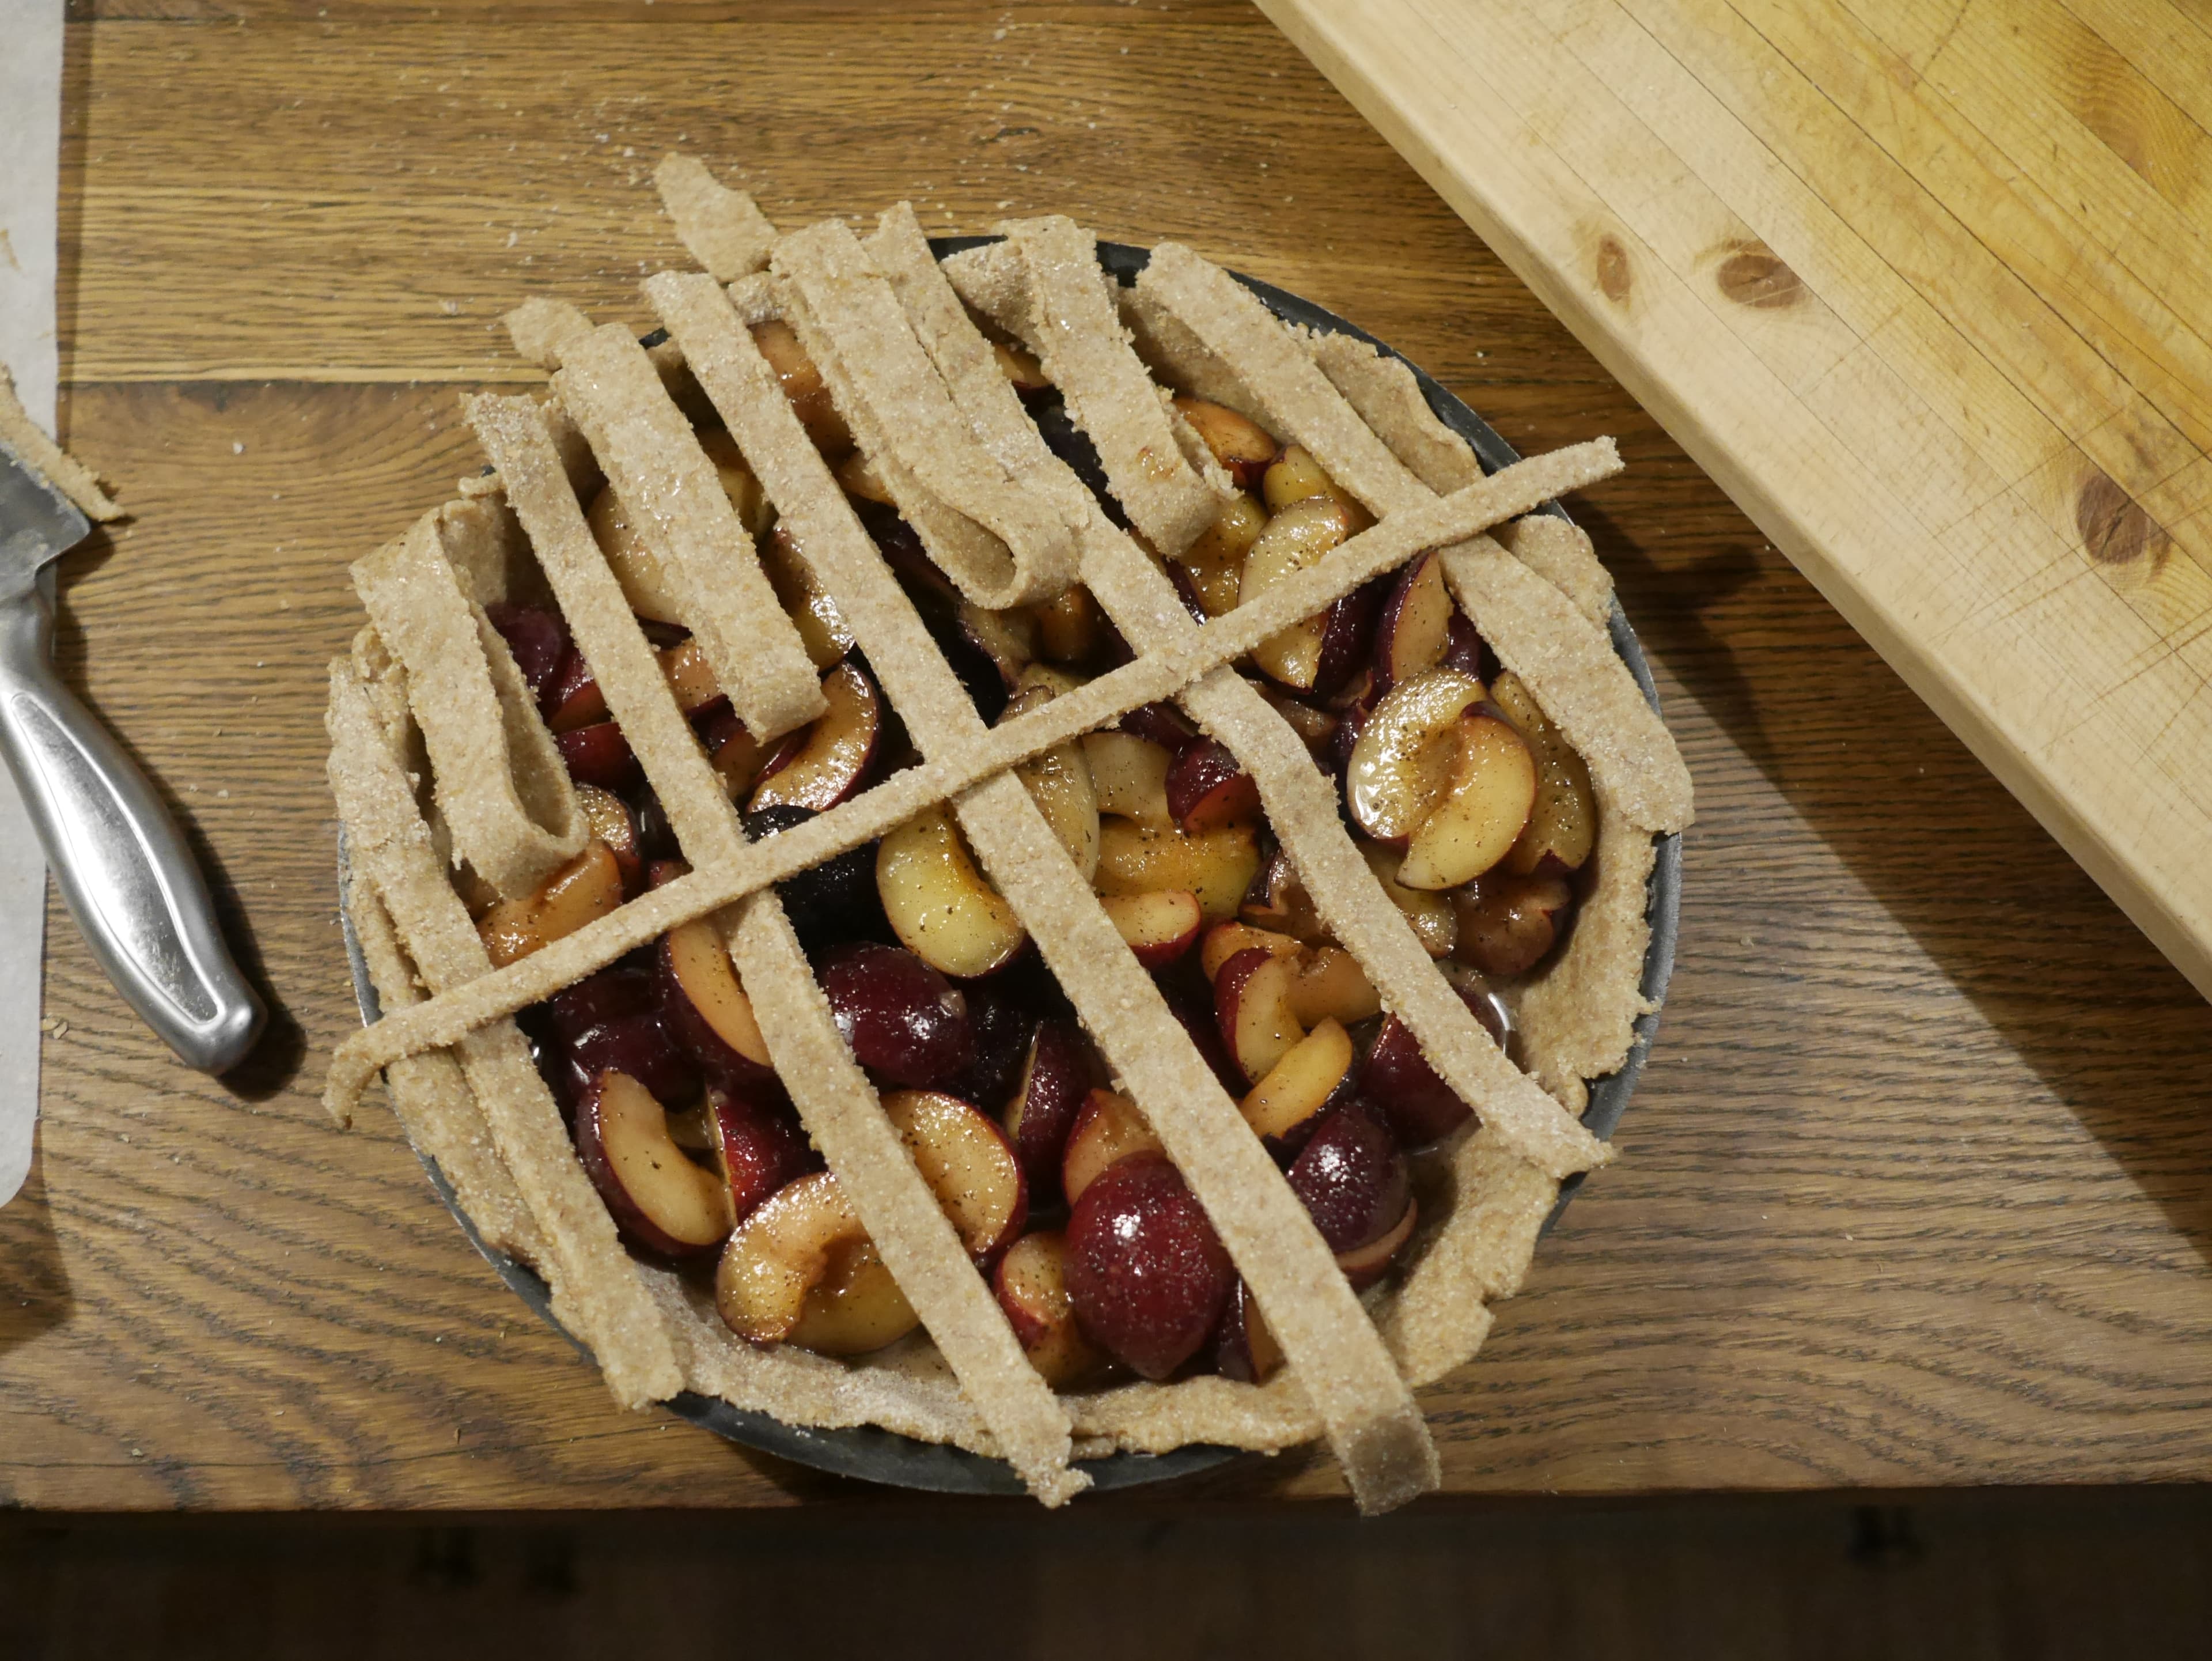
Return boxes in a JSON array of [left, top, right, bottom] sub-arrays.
[[1260, 0, 2212, 1000]]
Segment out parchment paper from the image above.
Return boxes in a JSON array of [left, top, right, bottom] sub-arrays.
[[0, 0, 64, 1205]]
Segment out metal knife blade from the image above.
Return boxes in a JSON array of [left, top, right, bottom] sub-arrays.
[[0, 435, 89, 595]]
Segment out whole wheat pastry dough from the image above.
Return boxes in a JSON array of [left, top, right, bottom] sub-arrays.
[[1296, 327, 1486, 497], [353, 517, 586, 899], [341, 871, 547, 1265], [995, 215, 1233, 556], [660, 244, 1432, 1512], [654, 153, 778, 281], [464, 391, 1083, 1504], [552, 324, 824, 743], [503, 297, 596, 370], [0, 365, 121, 521], [772, 219, 1077, 608], [327, 181, 1688, 1514], [327, 662, 680, 1407], [1497, 513, 1615, 630]]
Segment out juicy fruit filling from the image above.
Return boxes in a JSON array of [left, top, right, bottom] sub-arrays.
[[474, 319, 1599, 1388]]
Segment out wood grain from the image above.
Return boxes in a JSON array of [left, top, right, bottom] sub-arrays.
[[7, 0, 2212, 1511], [1258, 0, 2212, 1012]]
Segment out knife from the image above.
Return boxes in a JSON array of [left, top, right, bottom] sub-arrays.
[[0, 435, 265, 1077]]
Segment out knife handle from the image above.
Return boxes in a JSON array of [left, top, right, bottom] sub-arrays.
[[0, 585, 265, 1074]]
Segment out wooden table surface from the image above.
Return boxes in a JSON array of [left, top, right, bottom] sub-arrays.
[[8, 0, 2211, 1512]]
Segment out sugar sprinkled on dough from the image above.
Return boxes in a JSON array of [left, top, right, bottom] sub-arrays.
[[326, 188, 1688, 1507]]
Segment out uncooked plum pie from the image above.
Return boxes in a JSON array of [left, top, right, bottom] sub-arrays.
[[324, 157, 1693, 1513]]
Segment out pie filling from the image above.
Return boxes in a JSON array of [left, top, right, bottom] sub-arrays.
[[468, 332, 1599, 1389], [329, 173, 1691, 1512]]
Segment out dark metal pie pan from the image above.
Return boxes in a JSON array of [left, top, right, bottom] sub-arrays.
[[339, 238, 1681, 1497]]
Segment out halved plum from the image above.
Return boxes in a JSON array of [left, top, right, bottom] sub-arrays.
[[752, 319, 853, 456], [1239, 496, 1359, 690], [1064, 1151, 1234, 1382], [994, 1230, 1107, 1388], [1173, 493, 1267, 618], [1082, 730, 1175, 829], [1453, 872, 1574, 978], [1001, 667, 1101, 880], [1171, 395, 1279, 490], [1095, 819, 1260, 925], [586, 485, 687, 627], [717, 1171, 919, 1354], [478, 842, 624, 969], [1239, 847, 1327, 944], [1285, 1097, 1410, 1259], [760, 521, 858, 671], [877, 804, 1027, 979], [1213, 946, 1304, 1084], [817, 941, 972, 1089], [1099, 888, 1203, 968], [659, 915, 778, 1090], [1003, 1019, 1103, 1199], [657, 635, 723, 714], [556, 721, 643, 794], [705, 1086, 820, 1227], [1165, 739, 1259, 834], [1344, 666, 1486, 843], [1060, 1088, 1165, 1207], [1395, 713, 1537, 891], [747, 657, 883, 814], [573, 785, 643, 897], [1240, 1016, 1354, 1151], [577, 1069, 734, 1258], [1490, 671, 1597, 877], [485, 603, 570, 716], [698, 703, 770, 803], [1260, 445, 1371, 526], [1371, 551, 1453, 693], [1358, 842, 1459, 958], [883, 1089, 1028, 1266]]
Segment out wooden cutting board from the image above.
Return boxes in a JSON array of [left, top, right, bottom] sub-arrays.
[[1260, 0, 2212, 1000]]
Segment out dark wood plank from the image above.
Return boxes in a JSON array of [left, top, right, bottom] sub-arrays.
[[8, 0, 2211, 1511], [11, 1495, 2212, 1658]]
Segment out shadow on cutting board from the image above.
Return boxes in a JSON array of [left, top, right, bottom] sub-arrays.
[[1581, 500, 2212, 1266]]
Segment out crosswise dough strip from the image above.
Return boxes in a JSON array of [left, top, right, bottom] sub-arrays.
[[658, 252, 1437, 1512], [325, 447, 1620, 1118], [1127, 242, 1692, 836], [325, 661, 682, 1407], [551, 324, 823, 744], [465, 391, 1084, 1505], [660, 245, 1437, 1507], [877, 219, 1442, 1511], [995, 233, 1608, 1180], [1135, 246, 1683, 1307], [353, 516, 586, 899]]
